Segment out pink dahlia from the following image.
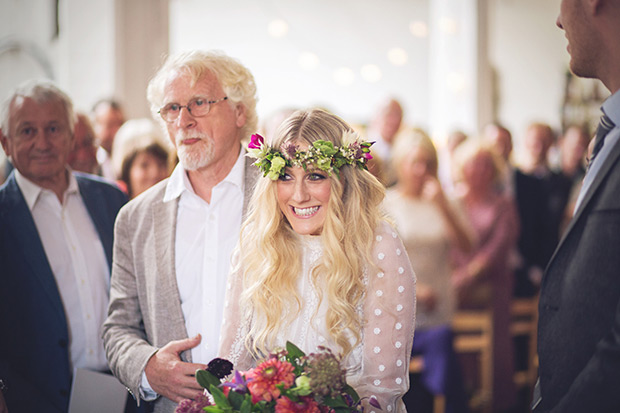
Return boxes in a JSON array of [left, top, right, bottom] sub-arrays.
[[246, 358, 295, 403], [275, 395, 321, 413]]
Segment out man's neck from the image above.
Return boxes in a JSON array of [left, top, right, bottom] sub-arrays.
[[186, 147, 240, 203], [33, 169, 70, 203]]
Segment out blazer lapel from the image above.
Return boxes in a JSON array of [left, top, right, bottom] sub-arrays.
[[1, 175, 66, 321], [152, 196, 191, 358], [77, 177, 114, 266], [546, 136, 620, 271]]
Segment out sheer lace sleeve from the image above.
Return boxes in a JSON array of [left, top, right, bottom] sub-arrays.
[[351, 221, 417, 413], [218, 253, 255, 371]]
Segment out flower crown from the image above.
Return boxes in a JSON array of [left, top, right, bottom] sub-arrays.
[[247, 133, 374, 180]]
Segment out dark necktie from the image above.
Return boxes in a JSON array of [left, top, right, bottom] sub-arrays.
[[588, 112, 615, 170]]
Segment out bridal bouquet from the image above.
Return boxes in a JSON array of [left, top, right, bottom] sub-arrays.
[[175, 341, 380, 412]]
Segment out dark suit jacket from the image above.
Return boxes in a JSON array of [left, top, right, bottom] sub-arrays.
[[535, 136, 620, 412], [0, 171, 127, 413]]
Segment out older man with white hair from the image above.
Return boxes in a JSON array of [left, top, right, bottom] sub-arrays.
[[0, 79, 127, 412]]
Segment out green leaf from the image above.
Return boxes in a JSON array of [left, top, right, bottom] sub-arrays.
[[209, 385, 231, 408], [196, 369, 221, 389], [203, 407, 226, 413], [228, 389, 245, 410], [323, 396, 349, 408], [240, 399, 252, 413], [285, 341, 305, 361], [343, 383, 360, 402]]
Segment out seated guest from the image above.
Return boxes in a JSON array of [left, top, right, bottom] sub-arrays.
[[0, 80, 128, 412], [111, 118, 173, 198], [451, 142, 520, 413], [384, 128, 472, 413], [219, 108, 416, 411], [68, 112, 100, 175]]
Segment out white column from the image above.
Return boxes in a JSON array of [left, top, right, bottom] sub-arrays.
[[115, 0, 169, 119], [428, 0, 491, 143]]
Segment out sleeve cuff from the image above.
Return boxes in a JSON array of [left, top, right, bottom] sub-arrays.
[[139, 371, 159, 401]]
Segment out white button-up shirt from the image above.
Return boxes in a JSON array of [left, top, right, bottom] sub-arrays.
[[15, 169, 110, 372], [164, 149, 245, 363]]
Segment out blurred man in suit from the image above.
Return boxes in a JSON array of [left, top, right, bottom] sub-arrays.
[[534, 0, 620, 411], [0, 80, 127, 412], [102, 50, 259, 412]]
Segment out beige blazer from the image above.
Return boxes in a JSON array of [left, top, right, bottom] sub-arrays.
[[103, 156, 259, 412]]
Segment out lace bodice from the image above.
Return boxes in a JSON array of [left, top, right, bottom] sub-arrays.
[[218, 221, 416, 412]]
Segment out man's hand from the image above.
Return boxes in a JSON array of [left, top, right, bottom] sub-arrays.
[[144, 334, 208, 403]]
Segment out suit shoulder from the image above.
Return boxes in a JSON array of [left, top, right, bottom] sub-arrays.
[[75, 172, 124, 194], [118, 178, 169, 215]]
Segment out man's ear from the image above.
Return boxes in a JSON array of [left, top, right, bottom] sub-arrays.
[[0, 130, 10, 157], [588, 0, 603, 15], [235, 103, 247, 128]]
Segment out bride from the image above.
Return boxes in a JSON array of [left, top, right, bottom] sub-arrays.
[[218, 108, 416, 412]]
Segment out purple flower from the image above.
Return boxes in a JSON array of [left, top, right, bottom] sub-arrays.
[[221, 370, 252, 395], [369, 395, 382, 409], [174, 393, 212, 413], [282, 142, 299, 159], [207, 357, 233, 379], [249, 133, 265, 149]]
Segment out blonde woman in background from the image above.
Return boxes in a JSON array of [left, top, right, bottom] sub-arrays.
[[111, 118, 173, 198], [384, 128, 472, 413], [219, 108, 416, 412]]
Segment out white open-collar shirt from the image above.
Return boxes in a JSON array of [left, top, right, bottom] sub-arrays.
[[15, 169, 110, 373], [163, 148, 245, 364]]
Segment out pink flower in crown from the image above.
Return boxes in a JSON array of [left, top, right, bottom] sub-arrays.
[[246, 357, 295, 403], [248, 133, 265, 149], [275, 395, 321, 413]]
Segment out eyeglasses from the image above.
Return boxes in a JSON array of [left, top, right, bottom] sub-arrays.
[[158, 96, 228, 123]]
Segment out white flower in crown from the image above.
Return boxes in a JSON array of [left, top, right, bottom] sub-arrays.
[[342, 130, 361, 146]]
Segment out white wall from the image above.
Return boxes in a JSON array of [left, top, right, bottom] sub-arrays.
[[488, 0, 568, 143], [169, 0, 430, 129]]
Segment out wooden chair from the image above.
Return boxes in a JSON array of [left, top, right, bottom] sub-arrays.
[[510, 296, 539, 391], [409, 356, 446, 413], [451, 311, 494, 413]]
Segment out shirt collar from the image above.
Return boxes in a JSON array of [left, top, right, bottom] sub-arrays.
[[163, 147, 246, 203], [602, 89, 620, 127], [14, 167, 79, 210]]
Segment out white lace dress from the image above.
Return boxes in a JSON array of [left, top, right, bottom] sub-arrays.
[[218, 221, 416, 412]]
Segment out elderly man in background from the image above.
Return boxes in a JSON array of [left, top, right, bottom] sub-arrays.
[[102, 50, 259, 412], [365, 97, 404, 186], [68, 112, 101, 175], [92, 98, 126, 180], [0, 80, 128, 412]]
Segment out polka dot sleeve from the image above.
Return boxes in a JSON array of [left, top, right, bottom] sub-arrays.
[[352, 221, 416, 413]]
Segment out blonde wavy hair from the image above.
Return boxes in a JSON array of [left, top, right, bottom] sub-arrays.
[[238, 108, 387, 357], [391, 127, 439, 178]]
